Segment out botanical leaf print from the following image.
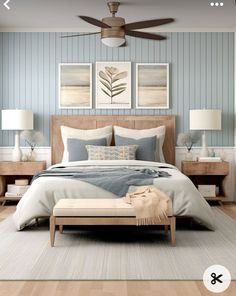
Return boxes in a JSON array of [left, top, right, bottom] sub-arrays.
[[112, 83, 127, 89], [112, 89, 127, 98], [101, 88, 111, 97], [99, 71, 110, 83], [112, 72, 128, 82], [99, 79, 111, 91], [105, 66, 119, 75], [99, 66, 128, 103]]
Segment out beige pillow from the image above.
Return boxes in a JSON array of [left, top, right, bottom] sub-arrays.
[[86, 145, 138, 160], [114, 125, 166, 162], [61, 125, 113, 162]]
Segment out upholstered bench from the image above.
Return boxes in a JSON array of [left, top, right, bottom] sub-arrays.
[[50, 199, 176, 247]]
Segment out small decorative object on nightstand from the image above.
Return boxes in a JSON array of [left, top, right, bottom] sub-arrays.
[[177, 131, 200, 161], [20, 130, 44, 161], [0, 161, 46, 205], [181, 160, 229, 206]]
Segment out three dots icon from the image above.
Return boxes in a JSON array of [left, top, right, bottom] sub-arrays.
[[210, 2, 224, 6]]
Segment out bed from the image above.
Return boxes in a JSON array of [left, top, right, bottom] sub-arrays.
[[13, 115, 215, 230]]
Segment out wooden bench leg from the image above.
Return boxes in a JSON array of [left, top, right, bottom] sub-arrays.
[[50, 216, 56, 247], [59, 225, 63, 234], [164, 225, 169, 235], [170, 217, 176, 246]]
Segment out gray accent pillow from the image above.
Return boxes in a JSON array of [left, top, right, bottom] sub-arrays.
[[115, 135, 157, 161], [67, 137, 107, 162], [114, 125, 165, 162]]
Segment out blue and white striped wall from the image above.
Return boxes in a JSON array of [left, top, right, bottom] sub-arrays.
[[0, 32, 234, 146]]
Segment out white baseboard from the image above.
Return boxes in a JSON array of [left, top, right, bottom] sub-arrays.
[[0, 146, 235, 201]]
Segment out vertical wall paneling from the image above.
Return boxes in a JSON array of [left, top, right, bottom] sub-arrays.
[[0, 32, 234, 146], [2, 33, 9, 145], [178, 33, 184, 133], [8, 33, 14, 146]]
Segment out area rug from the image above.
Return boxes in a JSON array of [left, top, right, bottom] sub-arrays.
[[0, 208, 235, 280]]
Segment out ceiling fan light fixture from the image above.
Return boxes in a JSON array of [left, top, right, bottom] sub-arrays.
[[101, 37, 125, 47], [101, 19, 126, 47]]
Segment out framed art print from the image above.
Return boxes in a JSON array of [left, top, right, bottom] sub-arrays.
[[96, 62, 131, 109], [59, 63, 92, 109], [136, 63, 169, 109]]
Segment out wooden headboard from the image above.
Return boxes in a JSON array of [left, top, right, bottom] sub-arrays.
[[51, 115, 176, 165]]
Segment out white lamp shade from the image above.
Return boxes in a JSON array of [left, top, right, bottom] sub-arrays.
[[101, 37, 125, 47], [190, 109, 221, 130], [1, 109, 33, 130]]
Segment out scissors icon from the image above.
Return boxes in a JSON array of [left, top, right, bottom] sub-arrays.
[[211, 273, 223, 285]]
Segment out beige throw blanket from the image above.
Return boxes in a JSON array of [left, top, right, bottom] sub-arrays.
[[123, 186, 171, 225]]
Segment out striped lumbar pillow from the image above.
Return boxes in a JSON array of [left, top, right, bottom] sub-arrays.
[[86, 145, 138, 160]]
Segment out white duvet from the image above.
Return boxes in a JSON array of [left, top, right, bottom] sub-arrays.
[[13, 160, 215, 230]]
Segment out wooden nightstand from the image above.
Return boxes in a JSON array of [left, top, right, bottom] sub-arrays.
[[0, 161, 46, 205], [181, 161, 229, 205]]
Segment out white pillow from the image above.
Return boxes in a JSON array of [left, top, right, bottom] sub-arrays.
[[61, 125, 113, 162], [114, 125, 166, 162]]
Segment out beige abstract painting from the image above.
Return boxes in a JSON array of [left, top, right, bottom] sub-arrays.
[[59, 64, 92, 109], [136, 64, 169, 109]]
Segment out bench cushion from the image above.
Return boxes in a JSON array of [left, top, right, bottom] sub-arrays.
[[53, 199, 172, 217]]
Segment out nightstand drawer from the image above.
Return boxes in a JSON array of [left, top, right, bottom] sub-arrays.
[[181, 161, 229, 175], [0, 161, 46, 175]]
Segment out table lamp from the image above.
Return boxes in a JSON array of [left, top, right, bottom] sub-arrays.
[[189, 109, 221, 157], [1, 109, 34, 161]]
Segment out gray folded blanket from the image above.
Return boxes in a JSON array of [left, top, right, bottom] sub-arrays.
[[32, 168, 171, 197]]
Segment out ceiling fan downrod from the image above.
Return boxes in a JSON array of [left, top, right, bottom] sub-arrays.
[[107, 1, 120, 17]]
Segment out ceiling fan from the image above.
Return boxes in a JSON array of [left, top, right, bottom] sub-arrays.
[[62, 1, 174, 47]]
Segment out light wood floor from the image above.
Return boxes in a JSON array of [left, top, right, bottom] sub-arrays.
[[0, 204, 236, 296]]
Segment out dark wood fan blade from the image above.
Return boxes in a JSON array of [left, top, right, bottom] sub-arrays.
[[125, 30, 166, 41], [124, 18, 174, 30], [79, 16, 111, 28], [61, 32, 100, 38]]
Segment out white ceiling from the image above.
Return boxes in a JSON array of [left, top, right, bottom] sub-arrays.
[[0, 0, 235, 32]]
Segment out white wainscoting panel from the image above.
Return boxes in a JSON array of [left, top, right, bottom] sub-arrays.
[[0, 147, 51, 168], [0, 146, 235, 201]]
